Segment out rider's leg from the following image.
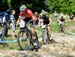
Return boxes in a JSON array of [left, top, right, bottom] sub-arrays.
[[48, 24, 51, 33], [48, 24, 56, 42], [30, 26, 36, 38], [47, 24, 52, 40]]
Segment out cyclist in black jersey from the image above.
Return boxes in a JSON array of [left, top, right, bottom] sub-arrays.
[[38, 14, 54, 43]]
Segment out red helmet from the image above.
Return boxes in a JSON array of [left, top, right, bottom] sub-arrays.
[[25, 9, 33, 17]]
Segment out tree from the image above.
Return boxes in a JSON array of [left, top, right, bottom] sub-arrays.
[[44, 0, 75, 14], [0, 0, 8, 11]]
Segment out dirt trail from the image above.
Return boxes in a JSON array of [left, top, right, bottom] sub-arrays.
[[0, 33, 75, 57]]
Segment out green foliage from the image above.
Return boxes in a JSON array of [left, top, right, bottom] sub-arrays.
[[0, 0, 75, 14], [44, 0, 75, 14], [0, 0, 8, 11]]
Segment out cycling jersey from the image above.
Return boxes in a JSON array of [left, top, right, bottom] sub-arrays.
[[70, 14, 74, 20], [25, 9, 33, 17], [19, 9, 33, 18], [60, 16, 65, 22], [54, 12, 58, 21], [19, 12, 25, 20], [54, 12, 58, 17], [40, 14, 50, 25], [19, 12, 25, 16], [19, 9, 33, 23], [60, 13, 65, 22]]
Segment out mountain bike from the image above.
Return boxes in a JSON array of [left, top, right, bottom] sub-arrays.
[[31, 32, 39, 51], [59, 22, 64, 32], [17, 21, 39, 51], [42, 25, 51, 45]]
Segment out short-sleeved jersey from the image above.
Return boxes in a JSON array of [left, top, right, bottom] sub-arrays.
[[41, 14, 49, 20], [19, 9, 33, 18], [40, 14, 50, 25], [70, 14, 74, 19], [32, 15, 38, 21], [19, 12, 25, 16], [19, 12, 25, 20]]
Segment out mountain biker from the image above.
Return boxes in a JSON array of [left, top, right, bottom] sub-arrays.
[[10, 9, 16, 39], [17, 4, 36, 39], [38, 10, 48, 27], [59, 13, 65, 23], [59, 13, 66, 32], [53, 10, 58, 22], [39, 13, 52, 41], [70, 13, 74, 21]]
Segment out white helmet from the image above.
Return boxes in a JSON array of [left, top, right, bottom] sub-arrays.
[[20, 5, 27, 11]]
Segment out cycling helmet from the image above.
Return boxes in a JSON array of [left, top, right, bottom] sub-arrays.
[[20, 5, 27, 11]]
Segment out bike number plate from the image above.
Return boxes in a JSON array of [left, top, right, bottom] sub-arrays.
[[34, 43, 37, 46]]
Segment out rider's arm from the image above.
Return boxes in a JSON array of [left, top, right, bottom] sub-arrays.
[[17, 12, 23, 24], [17, 16, 21, 25]]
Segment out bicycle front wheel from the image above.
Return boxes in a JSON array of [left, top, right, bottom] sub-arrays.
[[59, 24, 64, 32], [17, 31, 28, 50], [42, 31, 48, 45]]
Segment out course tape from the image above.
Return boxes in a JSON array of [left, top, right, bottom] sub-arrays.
[[0, 39, 17, 43]]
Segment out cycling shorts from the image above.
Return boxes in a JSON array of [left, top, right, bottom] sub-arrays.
[[23, 17, 34, 27]]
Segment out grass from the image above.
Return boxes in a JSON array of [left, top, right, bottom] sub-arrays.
[[71, 29, 75, 33], [51, 22, 59, 32]]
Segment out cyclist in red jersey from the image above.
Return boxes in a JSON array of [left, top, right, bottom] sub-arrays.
[[17, 4, 36, 37]]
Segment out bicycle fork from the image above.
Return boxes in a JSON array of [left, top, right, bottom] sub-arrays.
[[27, 38, 31, 50]]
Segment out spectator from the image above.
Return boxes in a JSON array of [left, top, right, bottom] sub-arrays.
[[10, 9, 16, 39], [32, 12, 39, 25], [10, 10, 16, 24]]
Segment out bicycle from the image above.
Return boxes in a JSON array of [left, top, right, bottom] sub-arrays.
[[17, 21, 39, 51], [59, 22, 64, 32], [31, 32, 39, 52], [42, 25, 51, 45]]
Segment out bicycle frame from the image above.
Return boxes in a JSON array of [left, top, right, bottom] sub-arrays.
[[17, 19, 39, 51]]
